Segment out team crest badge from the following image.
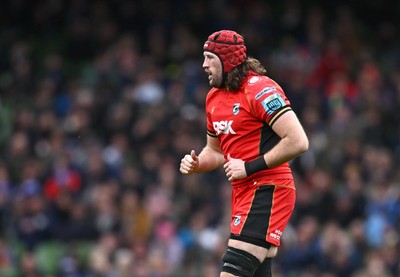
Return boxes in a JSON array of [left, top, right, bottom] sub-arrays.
[[233, 215, 241, 226], [232, 103, 240, 115]]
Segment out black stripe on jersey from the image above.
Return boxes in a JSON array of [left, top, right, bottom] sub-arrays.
[[259, 106, 292, 153], [269, 107, 292, 127], [207, 129, 218, 137], [259, 122, 281, 154]]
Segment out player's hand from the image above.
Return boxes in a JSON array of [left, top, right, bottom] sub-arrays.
[[223, 154, 247, 182], [180, 150, 199, 175]]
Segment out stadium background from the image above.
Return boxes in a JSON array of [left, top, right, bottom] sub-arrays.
[[1, 0, 400, 276]]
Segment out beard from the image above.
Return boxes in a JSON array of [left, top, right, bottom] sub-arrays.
[[209, 73, 224, 88]]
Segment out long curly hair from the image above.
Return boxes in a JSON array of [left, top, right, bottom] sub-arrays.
[[224, 57, 267, 91]]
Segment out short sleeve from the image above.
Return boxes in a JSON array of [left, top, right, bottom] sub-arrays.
[[248, 80, 292, 126]]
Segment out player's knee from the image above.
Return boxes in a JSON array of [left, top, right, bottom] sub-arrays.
[[265, 246, 278, 258], [222, 246, 261, 277]]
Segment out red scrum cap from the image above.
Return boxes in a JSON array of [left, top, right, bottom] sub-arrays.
[[203, 30, 247, 73]]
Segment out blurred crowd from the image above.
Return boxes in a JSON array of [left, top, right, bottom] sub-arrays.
[[1, 0, 400, 276]]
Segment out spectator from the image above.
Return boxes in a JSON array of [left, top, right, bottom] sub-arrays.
[[0, 0, 400, 276]]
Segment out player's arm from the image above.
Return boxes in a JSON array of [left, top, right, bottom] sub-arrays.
[[224, 110, 308, 181], [180, 135, 225, 174], [197, 135, 225, 172]]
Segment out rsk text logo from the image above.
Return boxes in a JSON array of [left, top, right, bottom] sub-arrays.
[[213, 120, 236, 135]]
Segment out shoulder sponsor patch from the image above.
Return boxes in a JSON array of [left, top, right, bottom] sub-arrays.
[[255, 86, 277, 100], [261, 93, 286, 115]]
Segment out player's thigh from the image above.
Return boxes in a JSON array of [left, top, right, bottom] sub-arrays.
[[227, 239, 279, 260], [227, 239, 269, 262], [265, 245, 278, 257]]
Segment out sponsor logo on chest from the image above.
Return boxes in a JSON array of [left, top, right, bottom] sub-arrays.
[[211, 102, 241, 135], [213, 120, 236, 135]]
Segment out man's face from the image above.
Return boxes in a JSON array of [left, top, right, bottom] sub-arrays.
[[203, 51, 223, 88]]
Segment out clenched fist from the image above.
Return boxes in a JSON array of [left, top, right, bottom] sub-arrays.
[[223, 154, 247, 182]]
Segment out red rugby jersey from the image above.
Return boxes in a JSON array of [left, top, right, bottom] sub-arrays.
[[206, 73, 294, 187]]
